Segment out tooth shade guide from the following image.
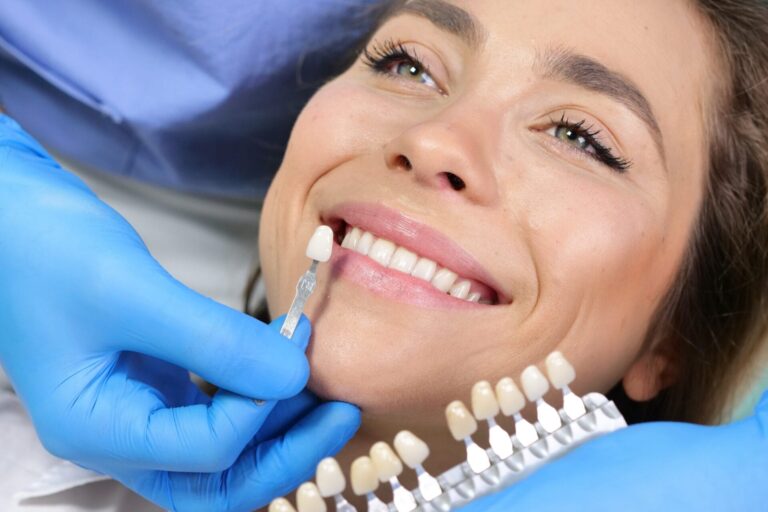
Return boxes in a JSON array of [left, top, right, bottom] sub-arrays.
[[272, 352, 626, 511], [306, 225, 334, 262]]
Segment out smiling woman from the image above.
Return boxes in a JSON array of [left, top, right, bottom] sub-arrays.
[[257, 0, 768, 487]]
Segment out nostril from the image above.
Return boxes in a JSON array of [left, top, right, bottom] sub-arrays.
[[444, 172, 466, 191], [395, 154, 413, 171]]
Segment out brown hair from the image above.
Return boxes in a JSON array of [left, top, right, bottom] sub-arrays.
[[616, 0, 768, 424]]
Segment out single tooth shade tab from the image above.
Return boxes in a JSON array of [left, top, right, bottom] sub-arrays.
[[315, 457, 346, 498], [389, 247, 418, 274], [545, 351, 576, 389], [306, 225, 334, 262], [370, 441, 404, 481], [296, 482, 327, 512], [350, 456, 379, 495], [356, 231, 375, 255], [368, 238, 396, 267], [393, 430, 430, 468], [521, 365, 550, 402], [270, 498, 298, 512], [445, 400, 478, 440], [341, 226, 362, 250], [471, 380, 500, 420], [431, 268, 458, 292], [495, 377, 526, 416], [411, 257, 437, 281]]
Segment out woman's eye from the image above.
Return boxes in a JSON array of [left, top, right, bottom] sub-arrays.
[[552, 125, 592, 152], [362, 39, 443, 93], [388, 60, 438, 88], [544, 116, 632, 173]]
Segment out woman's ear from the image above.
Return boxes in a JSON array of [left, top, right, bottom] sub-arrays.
[[622, 340, 679, 402]]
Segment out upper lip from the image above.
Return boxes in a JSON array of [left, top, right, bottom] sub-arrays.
[[323, 202, 510, 304]]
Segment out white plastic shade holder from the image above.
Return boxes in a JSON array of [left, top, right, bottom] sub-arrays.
[[414, 392, 626, 511], [272, 352, 627, 512]]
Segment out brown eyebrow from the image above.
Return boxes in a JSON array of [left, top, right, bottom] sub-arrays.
[[384, 5, 664, 163], [391, 0, 487, 49], [536, 46, 666, 162]]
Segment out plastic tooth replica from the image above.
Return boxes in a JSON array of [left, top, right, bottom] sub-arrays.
[[370, 442, 417, 512], [521, 365, 562, 434], [471, 381, 513, 460], [280, 225, 333, 339], [545, 351, 586, 420], [297, 482, 327, 512], [495, 377, 539, 447], [445, 400, 491, 474], [350, 456, 389, 512], [393, 430, 443, 501], [316, 458, 356, 512], [270, 497, 298, 512]]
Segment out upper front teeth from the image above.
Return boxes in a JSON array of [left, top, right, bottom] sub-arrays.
[[341, 226, 481, 303]]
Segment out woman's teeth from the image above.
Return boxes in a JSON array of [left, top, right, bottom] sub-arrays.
[[340, 226, 487, 303]]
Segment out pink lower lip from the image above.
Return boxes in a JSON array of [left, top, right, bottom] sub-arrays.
[[329, 243, 486, 309]]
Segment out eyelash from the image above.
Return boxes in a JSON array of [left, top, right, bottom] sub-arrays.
[[548, 114, 632, 172], [362, 38, 440, 90], [362, 40, 631, 173]]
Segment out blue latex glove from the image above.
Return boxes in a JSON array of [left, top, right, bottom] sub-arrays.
[[460, 391, 768, 511], [0, 114, 360, 511]]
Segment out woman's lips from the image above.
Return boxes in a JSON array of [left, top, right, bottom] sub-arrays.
[[329, 245, 487, 309], [321, 202, 510, 307]]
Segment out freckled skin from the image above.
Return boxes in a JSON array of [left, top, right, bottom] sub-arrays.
[[259, 0, 715, 481]]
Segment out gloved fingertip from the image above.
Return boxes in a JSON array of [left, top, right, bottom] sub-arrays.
[[319, 402, 362, 452], [268, 313, 312, 350], [291, 315, 312, 351]]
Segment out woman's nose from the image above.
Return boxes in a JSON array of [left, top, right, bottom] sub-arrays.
[[383, 121, 498, 204]]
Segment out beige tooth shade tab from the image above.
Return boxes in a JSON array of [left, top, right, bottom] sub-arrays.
[[296, 482, 327, 512], [495, 377, 526, 416], [306, 225, 333, 262], [393, 430, 430, 468], [269, 497, 297, 512], [370, 441, 404, 481], [521, 365, 550, 402], [545, 351, 576, 389], [445, 400, 478, 440], [315, 457, 346, 498], [471, 380, 500, 420], [350, 456, 379, 495]]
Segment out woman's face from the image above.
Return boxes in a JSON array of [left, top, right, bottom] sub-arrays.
[[260, 0, 715, 418]]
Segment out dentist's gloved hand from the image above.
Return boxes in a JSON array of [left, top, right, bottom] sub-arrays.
[[459, 390, 768, 511], [0, 114, 360, 511]]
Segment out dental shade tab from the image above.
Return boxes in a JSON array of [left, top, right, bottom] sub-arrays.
[[393, 431, 443, 502], [255, 225, 332, 406], [280, 225, 333, 339], [370, 442, 418, 512], [317, 457, 357, 512], [350, 456, 389, 512], [270, 352, 627, 511]]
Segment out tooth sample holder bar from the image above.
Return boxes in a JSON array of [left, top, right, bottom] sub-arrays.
[[423, 392, 626, 511]]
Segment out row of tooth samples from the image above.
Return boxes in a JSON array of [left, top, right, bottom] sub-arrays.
[[269, 352, 586, 512], [269, 431, 440, 512], [445, 351, 586, 473], [341, 226, 486, 303]]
